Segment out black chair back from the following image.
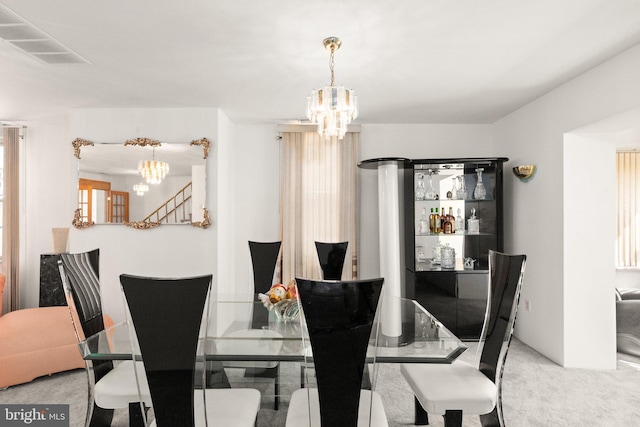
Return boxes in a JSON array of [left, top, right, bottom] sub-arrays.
[[315, 241, 348, 280], [249, 241, 281, 328], [120, 274, 212, 427], [295, 277, 384, 427], [58, 249, 103, 338], [478, 250, 526, 427], [58, 249, 117, 426]]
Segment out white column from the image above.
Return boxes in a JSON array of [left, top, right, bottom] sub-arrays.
[[377, 162, 403, 339]]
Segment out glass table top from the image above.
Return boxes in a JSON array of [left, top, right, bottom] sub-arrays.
[[80, 296, 467, 364]]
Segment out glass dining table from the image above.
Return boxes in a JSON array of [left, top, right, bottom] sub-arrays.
[[80, 295, 467, 424]]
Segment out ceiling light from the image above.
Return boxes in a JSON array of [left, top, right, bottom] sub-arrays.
[[133, 183, 149, 196], [307, 37, 358, 140], [138, 148, 169, 184]]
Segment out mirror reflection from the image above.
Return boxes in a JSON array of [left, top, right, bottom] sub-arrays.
[[74, 139, 209, 228]]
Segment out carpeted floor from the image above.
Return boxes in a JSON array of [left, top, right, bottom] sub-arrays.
[[2, 338, 640, 426]]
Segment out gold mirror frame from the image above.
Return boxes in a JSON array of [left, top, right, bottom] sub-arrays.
[[73, 137, 211, 229]]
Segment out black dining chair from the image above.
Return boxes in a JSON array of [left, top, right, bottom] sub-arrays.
[[401, 250, 527, 427], [249, 240, 282, 328], [120, 274, 261, 427], [285, 277, 389, 427], [315, 241, 348, 280], [58, 249, 150, 427], [219, 240, 282, 410]]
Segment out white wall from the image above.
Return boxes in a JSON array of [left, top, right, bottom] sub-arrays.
[[232, 124, 281, 290], [21, 118, 73, 307], [493, 43, 640, 368], [564, 133, 616, 368]]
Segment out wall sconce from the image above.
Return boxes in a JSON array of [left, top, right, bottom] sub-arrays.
[[513, 164, 536, 182]]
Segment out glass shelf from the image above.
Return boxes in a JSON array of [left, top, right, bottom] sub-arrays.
[[415, 232, 491, 237]]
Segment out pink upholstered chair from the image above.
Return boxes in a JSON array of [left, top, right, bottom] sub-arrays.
[[0, 273, 85, 389]]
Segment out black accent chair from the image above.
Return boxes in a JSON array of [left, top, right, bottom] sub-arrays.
[[285, 277, 389, 427], [120, 274, 261, 427], [315, 241, 348, 280], [401, 250, 527, 427], [58, 249, 150, 427]]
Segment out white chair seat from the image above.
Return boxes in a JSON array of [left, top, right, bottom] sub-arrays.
[[286, 387, 388, 427], [149, 388, 261, 427], [94, 360, 151, 408], [218, 328, 283, 369], [400, 360, 497, 416]]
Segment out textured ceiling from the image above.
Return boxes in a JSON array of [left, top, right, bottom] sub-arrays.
[[1, 0, 640, 124]]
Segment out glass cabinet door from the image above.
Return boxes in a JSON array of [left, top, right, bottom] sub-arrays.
[[411, 161, 501, 272]]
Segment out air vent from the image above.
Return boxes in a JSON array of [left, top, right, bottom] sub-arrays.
[[32, 52, 88, 64], [10, 40, 66, 53], [0, 7, 22, 25], [0, 4, 89, 64]]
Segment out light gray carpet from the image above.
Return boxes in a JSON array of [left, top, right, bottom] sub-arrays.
[[2, 338, 640, 426]]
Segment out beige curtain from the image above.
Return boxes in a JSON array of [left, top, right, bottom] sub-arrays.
[[279, 131, 359, 283], [2, 127, 21, 313], [617, 151, 640, 267]]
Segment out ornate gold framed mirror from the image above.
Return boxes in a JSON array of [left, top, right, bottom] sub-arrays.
[[72, 137, 211, 229]]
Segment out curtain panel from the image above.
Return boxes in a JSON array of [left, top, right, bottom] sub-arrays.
[[279, 132, 359, 283], [2, 127, 21, 313], [617, 151, 640, 267]]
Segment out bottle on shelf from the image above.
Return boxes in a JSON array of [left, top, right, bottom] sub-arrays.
[[447, 207, 455, 233], [468, 207, 480, 234], [429, 208, 435, 234], [473, 168, 487, 200], [455, 208, 465, 233], [415, 174, 426, 200], [442, 209, 453, 234], [434, 208, 441, 234], [456, 175, 468, 200], [425, 170, 438, 200], [418, 208, 429, 234]]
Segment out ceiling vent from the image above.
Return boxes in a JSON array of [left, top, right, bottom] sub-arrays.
[[0, 4, 89, 64]]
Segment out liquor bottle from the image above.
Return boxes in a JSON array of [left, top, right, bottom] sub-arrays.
[[448, 207, 455, 233], [442, 208, 453, 234], [434, 208, 441, 234], [429, 208, 435, 234]]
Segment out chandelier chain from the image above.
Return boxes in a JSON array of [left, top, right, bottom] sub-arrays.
[[329, 48, 335, 86]]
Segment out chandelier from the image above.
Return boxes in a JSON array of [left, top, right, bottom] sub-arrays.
[[133, 183, 149, 196], [138, 148, 169, 184], [307, 37, 358, 140]]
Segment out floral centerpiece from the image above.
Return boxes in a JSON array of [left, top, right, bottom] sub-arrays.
[[258, 279, 300, 322]]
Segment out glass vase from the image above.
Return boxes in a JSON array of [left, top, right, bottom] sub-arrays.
[[425, 171, 438, 200], [415, 174, 426, 200], [473, 168, 486, 200]]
